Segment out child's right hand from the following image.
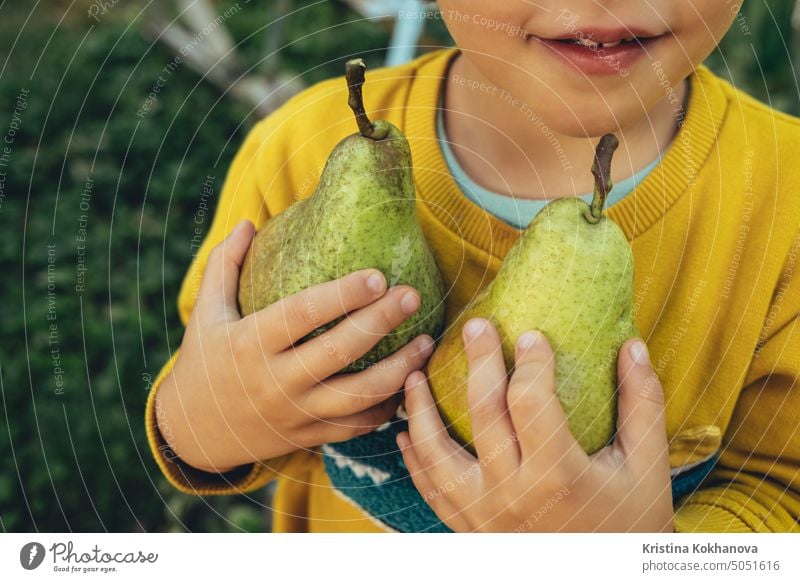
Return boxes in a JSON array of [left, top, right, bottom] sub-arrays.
[[155, 220, 435, 473]]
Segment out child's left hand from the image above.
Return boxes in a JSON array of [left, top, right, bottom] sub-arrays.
[[397, 318, 674, 532]]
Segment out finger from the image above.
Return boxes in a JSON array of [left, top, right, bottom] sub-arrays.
[[462, 318, 520, 477], [613, 339, 669, 471], [508, 331, 588, 470], [405, 370, 476, 481], [301, 394, 401, 446], [250, 268, 388, 352], [397, 432, 472, 532], [304, 334, 435, 418], [196, 220, 255, 321], [280, 285, 422, 383]]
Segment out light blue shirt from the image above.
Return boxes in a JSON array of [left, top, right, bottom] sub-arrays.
[[436, 105, 664, 229]]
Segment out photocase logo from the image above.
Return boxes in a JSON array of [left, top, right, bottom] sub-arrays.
[[20, 542, 46, 570]]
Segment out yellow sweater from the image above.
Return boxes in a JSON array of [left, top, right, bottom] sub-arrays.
[[146, 48, 800, 533]]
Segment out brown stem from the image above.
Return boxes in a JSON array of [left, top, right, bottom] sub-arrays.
[[345, 58, 386, 140], [584, 133, 619, 224]]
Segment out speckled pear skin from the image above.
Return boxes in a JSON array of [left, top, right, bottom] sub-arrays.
[[427, 197, 638, 455], [238, 119, 445, 373]]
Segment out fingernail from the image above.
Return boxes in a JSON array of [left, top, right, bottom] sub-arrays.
[[367, 272, 386, 295], [416, 335, 434, 357], [401, 291, 420, 314], [630, 340, 650, 366], [463, 318, 487, 340], [516, 331, 541, 353], [406, 370, 425, 387], [396, 432, 409, 449]]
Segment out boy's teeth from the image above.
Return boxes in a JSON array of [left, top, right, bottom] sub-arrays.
[[571, 37, 634, 49], [575, 37, 599, 48]]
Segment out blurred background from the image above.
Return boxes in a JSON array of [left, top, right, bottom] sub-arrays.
[[0, 0, 797, 532]]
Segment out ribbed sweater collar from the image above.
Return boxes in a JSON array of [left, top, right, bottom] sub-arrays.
[[405, 48, 729, 258]]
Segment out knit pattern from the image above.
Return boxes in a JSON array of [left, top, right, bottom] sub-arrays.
[[323, 415, 451, 533], [323, 418, 718, 532]]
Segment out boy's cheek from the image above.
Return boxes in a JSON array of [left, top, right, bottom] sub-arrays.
[[438, 0, 531, 48], [672, 0, 740, 62]]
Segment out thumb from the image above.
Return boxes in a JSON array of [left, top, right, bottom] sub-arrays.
[[613, 338, 669, 468], [196, 220, 255, 321]]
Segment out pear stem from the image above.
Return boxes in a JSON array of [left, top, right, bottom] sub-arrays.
[[345, 58, 387, 140], [584, 133, 619, 224]]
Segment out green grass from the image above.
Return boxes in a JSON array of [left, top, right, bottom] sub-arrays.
[[0, 0, 795, 532]]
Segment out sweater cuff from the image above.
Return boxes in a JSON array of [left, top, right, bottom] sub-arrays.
[[144, 352, 288, 495], [673, 487, 799, 533]]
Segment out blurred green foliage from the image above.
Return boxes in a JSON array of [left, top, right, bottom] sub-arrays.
[[0, 0, 796, 532], [708, 0, 799, 115]]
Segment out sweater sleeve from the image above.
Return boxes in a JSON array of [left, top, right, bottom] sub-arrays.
[[674, 232, 800, 532], [145, 350, 298, 494], [144, 100, 306, 495]]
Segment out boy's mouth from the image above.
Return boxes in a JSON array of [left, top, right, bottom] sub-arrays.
[[531, 29, 666, 76], [556, 36, 644, 49]]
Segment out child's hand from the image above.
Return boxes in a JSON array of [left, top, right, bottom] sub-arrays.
[[156, 221, 434, 473], [397, 318, 673, 532]]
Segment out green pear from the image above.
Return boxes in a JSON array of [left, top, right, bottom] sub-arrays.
[[427, 134, 639, 455], [238, 59, 445, 372]]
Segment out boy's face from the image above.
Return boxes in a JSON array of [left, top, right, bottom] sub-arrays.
[[438, 1, 737, 136]]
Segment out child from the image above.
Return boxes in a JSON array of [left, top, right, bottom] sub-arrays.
[[146, 2, 800, 532]]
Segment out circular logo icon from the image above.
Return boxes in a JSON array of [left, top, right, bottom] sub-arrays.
[[20, 542, 46, 570]]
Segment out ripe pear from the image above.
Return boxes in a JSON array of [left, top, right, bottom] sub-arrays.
[[238, 59, 445, 373], [427, 135, 639, 455]]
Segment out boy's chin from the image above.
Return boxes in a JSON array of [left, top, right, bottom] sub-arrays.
[[541, 105, 647, 139], [545, 117, 622, 140]]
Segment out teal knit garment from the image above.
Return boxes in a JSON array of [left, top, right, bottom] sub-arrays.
[[436, 103, 662, 229]]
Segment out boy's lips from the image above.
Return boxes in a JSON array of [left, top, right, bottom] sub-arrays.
[[530, 29, 667, 76]]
